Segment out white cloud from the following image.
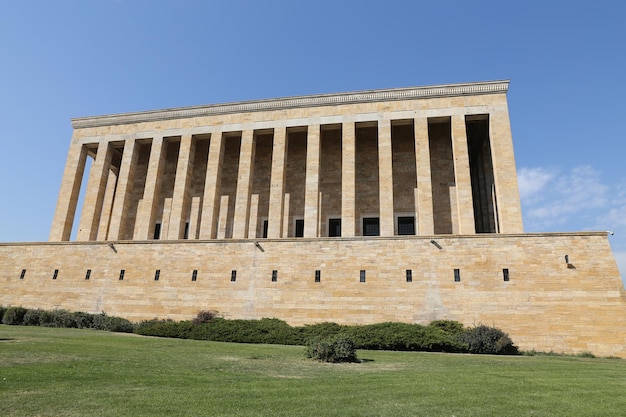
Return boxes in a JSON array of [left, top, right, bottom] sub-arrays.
[[601, 185, 626, 229], [518, 165, 609, 231], [517, 167, 556, 202]]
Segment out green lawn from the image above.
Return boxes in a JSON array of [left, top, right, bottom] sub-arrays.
[[1, 325, 624, 417]]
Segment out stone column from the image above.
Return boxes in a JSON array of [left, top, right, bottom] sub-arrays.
[[451, 114, 476, 234], [303, 124, 320, 238], [96, 168, 118, 240], [378, 118, 394, 236], [489, 103, 524, 233], [232, 130, 255, 239], [217, 195, 229, 239], [167, 134, 195, 239], [77, 140, 113, 241], [267, 127, 287, 238], [414, 117, 434, 235], [133, 137, 166, 240], [107, 138, 139, 240], [188, 196, 201, 239], [198, 129, 225, 239], [341, 121, 356, 237], [49, 138, 88, 241], [248, 194, 259, 238]]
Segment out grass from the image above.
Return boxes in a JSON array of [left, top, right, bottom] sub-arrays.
[[1, 325, 625, 417]]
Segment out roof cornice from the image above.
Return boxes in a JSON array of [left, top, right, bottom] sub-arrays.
[[71, 80, 509, 129]]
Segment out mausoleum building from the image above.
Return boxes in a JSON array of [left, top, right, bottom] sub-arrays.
[[2, 81, 625, 357]]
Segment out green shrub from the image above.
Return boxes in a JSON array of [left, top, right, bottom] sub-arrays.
[[296, 322, 345, 344], [71, 312, 95, 329], [457, 325, 518, 354], [23, 309, 46, 326], [306, 337, 358, 363], [205, 317, 299, 345], [104, 316, 135, 333], [0, 307, 133, 333], [91, 312, 112, 330], [0, 306, 518, 356], [338, 322, 466, 352], [332, 337, 358, 362], [0, 306, 7, 321], [428, 320, 465, 336], [50, 309, 78, 328], [134, 319, 195, 338], [2, 307, 28, 325], [88, 312, 135, 333]]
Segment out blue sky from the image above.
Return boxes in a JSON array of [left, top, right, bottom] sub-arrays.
[[1, 1, 625, 284]]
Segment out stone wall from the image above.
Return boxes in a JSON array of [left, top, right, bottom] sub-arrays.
[[2, 232, 624, 357]]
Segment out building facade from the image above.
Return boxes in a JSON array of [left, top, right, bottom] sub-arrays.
[[2, 81, 625, 357], [50, 80, 522, 243]]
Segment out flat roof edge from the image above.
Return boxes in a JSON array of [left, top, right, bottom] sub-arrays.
[[71, 80, 510, 129]]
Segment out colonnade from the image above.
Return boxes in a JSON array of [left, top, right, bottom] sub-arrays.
[[50, 109, 522, 242]]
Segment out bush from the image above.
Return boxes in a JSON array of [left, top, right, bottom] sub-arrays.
[[0, 306, 7, 321], [332, 338, 358, 362], [71, 312, 95, 329], [2, 307, 28, 325], [23, 309, 48, 326], [457, 325, 518, 354], [0, 307, 133, 333], [428, 320, 465, 336], [296, 322, 345, 344], [192, 310, 219, 324], [134, 319, 195, 338], [205, 317, 299, 345], [338, 322, 466, 352], [306, 337, 358, 363], [307, 338, 334, 361], [91, 312, 113, 330], [103, 316, 135, 333], [5, 305, 519, 356], [51, 309, 78, 328]]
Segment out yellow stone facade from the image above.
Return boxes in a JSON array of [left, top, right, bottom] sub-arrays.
[[49, 80, 524, 241], [1, 80, 625, 357]]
